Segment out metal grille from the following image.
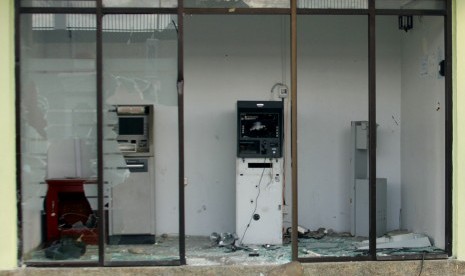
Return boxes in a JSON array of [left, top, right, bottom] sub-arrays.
[[32, 14, 175, 32], [298, 0, 368, 9], [31, 14, 56, 30], [103, 0, 177, 8], [103, 14, 174, 32], [21, 0, 96, 8]]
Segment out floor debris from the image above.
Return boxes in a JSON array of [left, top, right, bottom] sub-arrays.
[[26, 233, 445, 265], [356, 232, 432, 250]]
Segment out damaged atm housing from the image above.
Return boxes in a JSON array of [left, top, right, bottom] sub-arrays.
[[236, 101, 284, 245]]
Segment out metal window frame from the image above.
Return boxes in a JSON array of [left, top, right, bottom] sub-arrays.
[[14, 0, 453, 267]]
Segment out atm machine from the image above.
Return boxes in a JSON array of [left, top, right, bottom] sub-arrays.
[[109, 105, 155, 244], [350, 121, 387, 238], [236, 101, 284, 245]]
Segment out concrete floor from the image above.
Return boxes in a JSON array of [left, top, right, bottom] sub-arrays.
[[1, 260, 465, 276]]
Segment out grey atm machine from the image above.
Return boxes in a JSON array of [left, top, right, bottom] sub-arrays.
[[109, 105, 155, 244], [350, 121, 387, 237], [236, 101, 284, 245]]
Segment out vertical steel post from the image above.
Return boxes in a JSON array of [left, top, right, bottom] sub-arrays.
[[15, 0, 23, 264], [177, 0, 186, 265], [444, 0, 453, 257], [368, 0, 377, 259], [290, 0, 298, 262], [96, 0, 105, 266]]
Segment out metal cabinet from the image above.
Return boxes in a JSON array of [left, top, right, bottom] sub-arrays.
[[109, 157, 155, 244], [236, 158, 283, 245]]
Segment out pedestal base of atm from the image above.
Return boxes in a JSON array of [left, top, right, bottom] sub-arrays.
[[351, 178, 387, 238], [236, 158, 283, 245], [109, 157, 155, 244]]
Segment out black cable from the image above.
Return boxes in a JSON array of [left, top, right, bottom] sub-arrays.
[[239, 158, 268, 245], [418, 252, 426, 276]]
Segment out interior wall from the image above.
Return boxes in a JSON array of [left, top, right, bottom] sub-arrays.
[[400, 16, 445, 248], [17, 13, 447, 242], [296, 15, 368, 232], [296, 15, 402, 233], [376, 16, 402, 233], [183, 15, 402, 235], [184, 15, 291, 235]]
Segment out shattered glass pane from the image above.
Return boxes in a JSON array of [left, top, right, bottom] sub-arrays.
[[102, 14, 179, 263], [20, 13, 99, 264]]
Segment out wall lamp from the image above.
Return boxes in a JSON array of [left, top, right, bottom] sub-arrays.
[[398, 15, 413, 32]]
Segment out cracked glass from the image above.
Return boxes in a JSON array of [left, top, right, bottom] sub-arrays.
[[20, 13, 99, 264], [102, 14, 180, 263]]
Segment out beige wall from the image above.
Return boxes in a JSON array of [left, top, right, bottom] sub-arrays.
[[0, 0, 17, 270], [454, 0, 465, 261]]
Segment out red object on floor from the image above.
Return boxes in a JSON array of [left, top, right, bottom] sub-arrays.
[[45, 178, 97, 244]]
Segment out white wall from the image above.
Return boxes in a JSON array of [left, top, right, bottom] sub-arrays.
[[296, 15, 369, 232], [183, 15, 403, 235], [400, 16, 445, 248], [296, 15, 404, 233], [184, 15, 291, 235], [296, 16, 403, 234], [376, 16, 402, 232]]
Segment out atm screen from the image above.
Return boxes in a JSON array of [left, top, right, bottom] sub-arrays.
[[118, 117, 144, 135], [240, 113, 279, 138]]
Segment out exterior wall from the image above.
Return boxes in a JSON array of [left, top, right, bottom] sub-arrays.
[[454, 0, 465, 261], [0, 0, 18, 270]]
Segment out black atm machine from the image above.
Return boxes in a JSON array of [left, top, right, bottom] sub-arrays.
[[237, 100, 283, 158]]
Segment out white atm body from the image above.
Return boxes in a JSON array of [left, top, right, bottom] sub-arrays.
[[236, 158, 283, 245]]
